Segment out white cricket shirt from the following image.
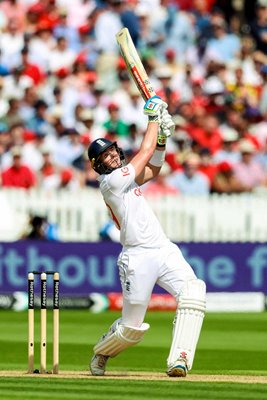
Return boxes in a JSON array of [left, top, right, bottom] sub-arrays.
[[98, 163, 169, 249]]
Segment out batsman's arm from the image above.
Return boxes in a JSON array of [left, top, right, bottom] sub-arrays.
[[129, 96, 166, 183], [135, 149, 165, 186], [130, 121, 159, 184], [133, 97, 167, 186]]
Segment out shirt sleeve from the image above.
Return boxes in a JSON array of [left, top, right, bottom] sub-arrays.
[[105, 164, 136, 193]]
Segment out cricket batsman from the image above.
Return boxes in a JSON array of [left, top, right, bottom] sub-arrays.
[[88, 96, 206, 377]]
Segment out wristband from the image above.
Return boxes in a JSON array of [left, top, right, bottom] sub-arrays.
[[149, 149, 166, 167]]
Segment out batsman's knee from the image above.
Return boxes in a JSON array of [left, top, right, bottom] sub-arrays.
[[93, 322, 150, 358], [178, 279, 206, 313]]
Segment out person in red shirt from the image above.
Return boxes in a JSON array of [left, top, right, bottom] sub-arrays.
[[198, 147, 218, 186], [20, 46, 46, 86], [190, 78, 209, 109], [187, 113, 222, 154], [2, 146, 36, 189], [173, 0, 216, 11]]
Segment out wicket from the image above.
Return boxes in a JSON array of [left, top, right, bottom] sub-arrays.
[[28, 271, 59, 374]]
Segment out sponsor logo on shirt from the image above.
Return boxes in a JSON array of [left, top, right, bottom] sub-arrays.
[[121, 166, 130, 176], [134, 187, 142, 197]]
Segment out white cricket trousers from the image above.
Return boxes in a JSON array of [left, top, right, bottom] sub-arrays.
[[117, 241, 196, 327]]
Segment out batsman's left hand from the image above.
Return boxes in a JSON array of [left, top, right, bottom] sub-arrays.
[[160, 109, 175, 137]]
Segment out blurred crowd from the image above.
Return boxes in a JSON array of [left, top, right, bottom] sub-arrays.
[[0, 0, 267, 195]]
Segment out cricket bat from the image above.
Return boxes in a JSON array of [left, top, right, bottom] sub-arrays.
[[116, 27, 156, 101]]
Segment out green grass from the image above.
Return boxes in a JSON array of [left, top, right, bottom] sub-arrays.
[[1, 379, 267, 400], [0, 310, 267, 399]]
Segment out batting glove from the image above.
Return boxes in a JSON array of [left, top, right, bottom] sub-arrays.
[[160, 109, 175, 138], [143, 96, 167, 123]]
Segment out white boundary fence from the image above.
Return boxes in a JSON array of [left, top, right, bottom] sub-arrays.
[[1, 188, 267, 242]]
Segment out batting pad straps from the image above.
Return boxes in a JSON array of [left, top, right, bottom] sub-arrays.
[[93, 323, 150, 358], [149, 149, 166, 167], [167, 279, 206, 371], [178, 279, 206, 312]]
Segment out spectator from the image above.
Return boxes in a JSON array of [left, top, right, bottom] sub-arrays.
[[119, 0, 140, 46], [53, 8, 80, 51], [24, 4, 44, 36], [94, 1, 123, 90], [76, 108, 104, 141], [28, 19, 56, 71], [58, 167, 80, 190], [212, 161, 244, 194], [166, 114, 192, 170], [0, 123, 26, 171], [213, 126, 240, 164], [0, 122, 11, 170], [103, 102, 129, 140], [204, 18, 241, 64], [187, 113, 222, 155], [19, 86, 39, 122], [0, 18, 24, 69], [66, 0, 94, 29], [2, 145, 36, 189], [250, 0, 267, 54], [221, 108, 261, 150], [189, 77, 209, 109], [53, 128, 84, 167], [0, 0, 26, 33], [256, 137, 267, 171], [167, 152, 210, 195], [259, 64, 267, 115], [190, 0, 213, 58], [1, 97, 23, 128], [202, 74, 226, 115], [154, 66, 180, 115], [19, 46, 45, 86], [233, 139, 267, 192], [225, 61, 260, 115], [166, 6, 196, 64], [38, 145, 57, 182], [99, 219, 120, 242], [119, 84, 147, 132], [21, 128, 51, 171], [0, 78, 9, 118], [27, 99, 53, 136], [22, 215, 59, 241], [143, 162, 180, 197], [198, 147, 218, 186], [48, 36, 76, 73], [83, 157, 98, 188]]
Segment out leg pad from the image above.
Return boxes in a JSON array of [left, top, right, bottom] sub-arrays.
[[94, 322, 150, 357], [167, 279, 206, 370]]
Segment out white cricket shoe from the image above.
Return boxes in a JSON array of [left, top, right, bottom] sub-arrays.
[[167, 359, 188, 378], [90, 354, 109, 376]]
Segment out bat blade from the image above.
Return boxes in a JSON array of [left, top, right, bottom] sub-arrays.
[[116, 27, 156, 101]]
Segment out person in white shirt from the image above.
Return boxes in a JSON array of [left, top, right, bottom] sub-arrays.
[[0, 19, 24, 69], [48, 36, 76, 73], [88, 96, 206, 378]]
